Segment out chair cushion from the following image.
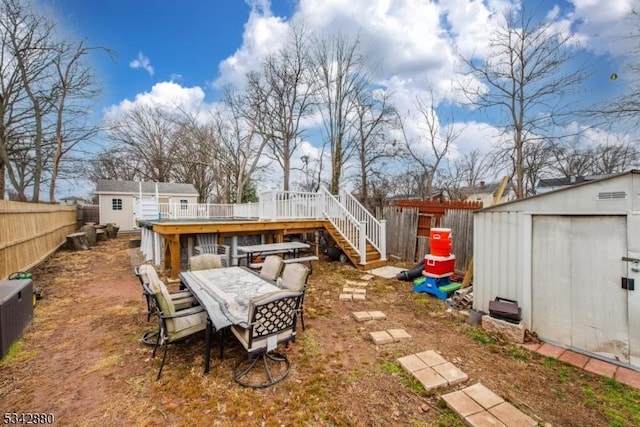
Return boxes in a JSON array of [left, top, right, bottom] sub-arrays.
[[279, 263, 309, 291], [259, 256, 284, 281], [167, 310, 207, 339], [189, 254, 223, 270], [231, 326, 296, 353]]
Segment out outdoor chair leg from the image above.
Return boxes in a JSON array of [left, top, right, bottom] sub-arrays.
[[156, 344, 168, 381]]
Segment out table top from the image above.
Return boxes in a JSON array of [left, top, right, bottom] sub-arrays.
[[180, 267, 280, 329], [236, 241, 310, 253]]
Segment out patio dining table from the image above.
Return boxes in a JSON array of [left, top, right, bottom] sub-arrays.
[[179, 266, 281, 373], [236, 241, 310, 266]]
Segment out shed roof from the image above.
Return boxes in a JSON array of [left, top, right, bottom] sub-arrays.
[[479, 169, 640, 212], [95, 179, 198, 195]]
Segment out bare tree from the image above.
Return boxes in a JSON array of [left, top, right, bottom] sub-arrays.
[[399, 91, 462, 199], [171, 110, 220, 202], [442, 149, 492, 199], [218, 87, 270, 203], [48, 40, 105, 202], [460, 4, 588, 198], [246, 23, 316, 191], [106, 104, 180, 182], [353, 88, 398, 206], [312, 32, 368, 194]]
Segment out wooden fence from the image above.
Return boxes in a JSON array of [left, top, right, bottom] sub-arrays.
[[381, 200, 481, 270], [380, 206, 418, 262], [0, 200, 77, 280], [77, 205, 99, 229]]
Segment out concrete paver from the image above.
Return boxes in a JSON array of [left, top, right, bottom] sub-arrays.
[[463, 382, 504, 409], [342, 287, 356, 293], [535, 342, 565, 358], [397, 354, 428, 374], [520, 342, 541, 352], [441, 390, 484, 418], [466, 411, 507, 427], [432, 362, 468, 386], [412, 367, 448, 390], [339, 293, 352, 301], [415, 349, 447, 367], [368, 311, 387, 320], [558, 350, 590, 369], [352, 293, 366, 301], [346, 280, 368, 287], [387, 328, 411, 341], [584, 358, 617, 378], [359, 274, 374, 281], [369, 330, 393, 344], [353, 288, 367, 294], [489, 402, 537, 427], [351, 311, 372, 322], [615, 366, 640, 389]]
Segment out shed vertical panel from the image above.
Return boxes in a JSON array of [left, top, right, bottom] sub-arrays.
[[474, 211, 526, 315]]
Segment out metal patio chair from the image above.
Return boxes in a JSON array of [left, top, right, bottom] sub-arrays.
[[144, 281, 207, 380], [230, 290, 303, 388], [277, 263, 311, 330]]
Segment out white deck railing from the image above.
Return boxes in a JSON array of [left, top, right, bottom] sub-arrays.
[[340, 190, 387, 261], [320, 188, 367, 264], [145, 189, 386, 264]]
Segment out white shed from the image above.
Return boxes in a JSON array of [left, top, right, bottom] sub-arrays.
[[94, 180, 199, 231], [474, 170, 640, 369]]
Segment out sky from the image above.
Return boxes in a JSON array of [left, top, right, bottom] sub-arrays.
[[37, 0, 640, 198]]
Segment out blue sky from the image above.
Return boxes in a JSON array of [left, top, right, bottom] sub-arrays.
[[35, 0, 640, 198]]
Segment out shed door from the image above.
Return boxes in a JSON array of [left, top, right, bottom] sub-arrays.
[[532, 216, 629, 364]]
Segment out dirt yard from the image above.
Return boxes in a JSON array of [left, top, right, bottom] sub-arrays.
[[1, 236, 638, 426]]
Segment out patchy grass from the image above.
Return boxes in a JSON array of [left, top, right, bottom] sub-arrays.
[[466, 326, 496, 345], [582, 378, 640, 427], [0, 341, 38, 367], [506, 345, 530, 361]]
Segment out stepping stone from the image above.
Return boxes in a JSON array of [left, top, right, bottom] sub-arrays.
[[353, 288, 367, 294], [352, 311, 372, 322], [413, 367, 448, 391], [488, 402, 537, 427], [370, 330, 394, 344], [466, 411, 506, 427], [442, 390, 484, 418], [339, 293, 353, 301], [343, 287, 356, 293], [368, 311, 387, 320], [387, 328, 411, 341], [360, 274, 374, 280], [432, 362, 468, 386], [397, 354, 428, 374], [463, 383, 504, 409], [352, 294, 366, 301], [346, 280, 368, 287], [415, 350, 447, 367]]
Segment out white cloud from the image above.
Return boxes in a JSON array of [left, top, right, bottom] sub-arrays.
[[214, 1, 289, 88], [129, 52, 154, 76], [105, 81, 207, 119]]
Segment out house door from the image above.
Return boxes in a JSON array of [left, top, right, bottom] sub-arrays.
[[531, 215, 632, 366]]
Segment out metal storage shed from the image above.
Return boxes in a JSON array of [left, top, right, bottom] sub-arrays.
[[473, 170, 640, 369]]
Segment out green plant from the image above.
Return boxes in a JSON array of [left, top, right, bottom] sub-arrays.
[[507, 346, 529, 360], [381, 361, 402, 374], [466, 327, 496, 345]]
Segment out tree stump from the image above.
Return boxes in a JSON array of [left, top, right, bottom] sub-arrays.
[[66, 232, 89, 251], [81, 224, 97, 246], [96, 229, 108, 242], [105, 223, 120, 239]]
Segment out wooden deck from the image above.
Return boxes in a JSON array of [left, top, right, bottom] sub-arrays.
[[145, 218, 385, 278]]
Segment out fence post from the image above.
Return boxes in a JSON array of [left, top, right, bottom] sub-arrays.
[[380, 219, 387, 261], [359, 220, 367, 265]]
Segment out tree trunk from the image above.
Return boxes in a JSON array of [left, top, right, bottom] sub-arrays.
[[66, 232, 89, 250]]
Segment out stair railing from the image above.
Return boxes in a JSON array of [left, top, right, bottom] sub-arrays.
[[340, 190, 387, 261], [320, 187, 367, 264]]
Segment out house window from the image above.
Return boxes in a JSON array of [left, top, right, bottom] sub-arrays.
[[180, 199, 188, 210], [112, 198, 123, 211]]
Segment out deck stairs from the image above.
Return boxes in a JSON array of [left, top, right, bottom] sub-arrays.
[[323, 221, 386, 270]]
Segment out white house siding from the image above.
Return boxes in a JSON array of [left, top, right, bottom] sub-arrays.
[[473, 171, 640, 368]]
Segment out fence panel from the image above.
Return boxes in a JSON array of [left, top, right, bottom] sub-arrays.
[[382, 206, 418, 262], [442, 208, 475, 272], [0, 201, 77, 280]]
